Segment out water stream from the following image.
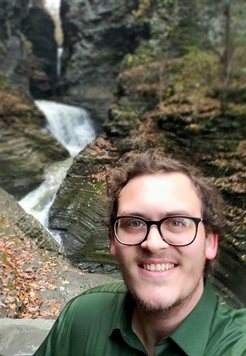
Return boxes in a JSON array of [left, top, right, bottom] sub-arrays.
[[35, 100, 95, 157], [57, 47, 63, 77], [19, 2, 97, 243], [19, 101, 96, 242]]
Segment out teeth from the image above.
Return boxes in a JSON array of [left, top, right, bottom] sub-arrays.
[[143, 263, 175, 272]]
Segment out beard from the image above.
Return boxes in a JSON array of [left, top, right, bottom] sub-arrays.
[[130, 286, 203, 318], [118, 256, 204, 317], [131, 291, 184, 316]]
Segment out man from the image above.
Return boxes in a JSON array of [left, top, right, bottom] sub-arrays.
[[34, 150, 246, 356]]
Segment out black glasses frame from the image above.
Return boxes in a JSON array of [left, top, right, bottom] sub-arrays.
[[112, 215, 203, 247]]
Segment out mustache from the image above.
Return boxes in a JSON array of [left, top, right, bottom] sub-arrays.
[[135, 252, 179, 262]]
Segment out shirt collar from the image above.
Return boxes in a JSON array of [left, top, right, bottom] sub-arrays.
[[170, 280, 218, 356], [110, 280, 218, 356]]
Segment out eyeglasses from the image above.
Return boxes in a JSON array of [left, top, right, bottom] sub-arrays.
[[112, 216, 203, 246]]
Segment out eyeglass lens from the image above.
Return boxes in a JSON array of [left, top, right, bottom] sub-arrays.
[[114, 216, 198, 246]]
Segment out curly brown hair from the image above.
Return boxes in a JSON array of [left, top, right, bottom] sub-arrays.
[[106, 149, 225, 239]]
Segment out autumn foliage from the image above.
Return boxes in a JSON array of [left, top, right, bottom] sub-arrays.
[[0, 216, 64, 319]]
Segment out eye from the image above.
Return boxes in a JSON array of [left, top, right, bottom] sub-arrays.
[[165, 217, 191, 229], [170, 219, 184, 227], [127, 219, 144, 228], [118, 218, 145, 230]]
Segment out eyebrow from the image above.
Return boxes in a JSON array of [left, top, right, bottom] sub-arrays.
[[118, 210, 195, 218]]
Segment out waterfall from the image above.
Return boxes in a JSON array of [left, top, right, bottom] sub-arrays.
[[19, 101, 96, 242], [44, 0, 63, 78], [44, 0, 61, 11], [57, 47, 63, 77], [19, 158, 72, 244], [44, 0, 63, 42], [35, 101, 95, 157]]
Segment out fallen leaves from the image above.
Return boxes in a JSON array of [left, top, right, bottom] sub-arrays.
[[0, 218, 63, 319]]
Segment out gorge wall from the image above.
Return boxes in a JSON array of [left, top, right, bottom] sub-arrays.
[[0, 0, 69, 198], [22, 5, 58, 98], [59, 0, 149, 126], [0, 0, 30, 91]]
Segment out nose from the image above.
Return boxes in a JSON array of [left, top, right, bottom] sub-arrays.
[[140, 225, 169, 252]]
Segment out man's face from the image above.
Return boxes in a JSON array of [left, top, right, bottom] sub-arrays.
[[110, 173, 218, 314]]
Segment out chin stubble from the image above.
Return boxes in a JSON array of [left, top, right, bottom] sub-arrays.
[[120, 267, 202, 317], [118, 254, 205, 316], [131, 277, 202, 317]]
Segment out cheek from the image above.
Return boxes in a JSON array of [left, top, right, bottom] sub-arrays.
[[180, 234, 218, 269], [179, 240, 206, 265]]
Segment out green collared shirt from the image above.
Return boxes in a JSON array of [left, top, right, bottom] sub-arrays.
[[34, 281, 246, 356]]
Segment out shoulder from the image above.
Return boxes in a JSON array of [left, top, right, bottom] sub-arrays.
[[62, 281, 127, 314], [208, 300, 246, 355], [33, 282, 128, 355], [216, 301, 246, 328], [52, 281, 127, 335]]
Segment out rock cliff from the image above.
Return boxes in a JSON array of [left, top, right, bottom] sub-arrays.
[[59, 0, 149, 126], [22, 5, 58, 98], [0, 187, 62, 253], [0, 0, 30, 92], [0, 90, 69, 199], [0, 0, 69, 198]]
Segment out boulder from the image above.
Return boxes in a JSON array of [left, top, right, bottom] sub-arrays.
[[0, 187, 62, 253]]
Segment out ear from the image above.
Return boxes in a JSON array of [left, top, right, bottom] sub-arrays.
[[205, 233, 218, 260]]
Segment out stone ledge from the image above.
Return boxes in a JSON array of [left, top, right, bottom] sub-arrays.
[[0, 318, 55, 356]]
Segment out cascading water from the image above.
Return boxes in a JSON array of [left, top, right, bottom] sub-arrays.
[[19, 1, 96, 243], [19, 101, 96, 243], [35, 101, 95, 157], [43, 0, 63, 77], [57, 47, 63, 77]]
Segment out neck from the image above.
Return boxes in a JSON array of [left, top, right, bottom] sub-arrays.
[[132, 280, 204, 354]]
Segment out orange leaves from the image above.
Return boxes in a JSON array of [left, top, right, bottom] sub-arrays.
[[9, 303, 17, 310], [0, 232, 62, 319]]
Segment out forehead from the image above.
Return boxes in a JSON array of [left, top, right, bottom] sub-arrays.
[[118, 173, 202, 216]]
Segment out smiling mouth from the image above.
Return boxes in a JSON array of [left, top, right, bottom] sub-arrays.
[[141, 263, 175, 272]]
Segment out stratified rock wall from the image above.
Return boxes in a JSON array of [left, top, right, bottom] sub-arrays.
[[0, 1, 69, 199], [22, 6, 58, 98], [60, 0, 149, 125], [49, 145, 113, 262], [0, 187, 62, 253], [0, 0, 59, 98], [0, 0, 30, 91], [0, 92, 69, 199]]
